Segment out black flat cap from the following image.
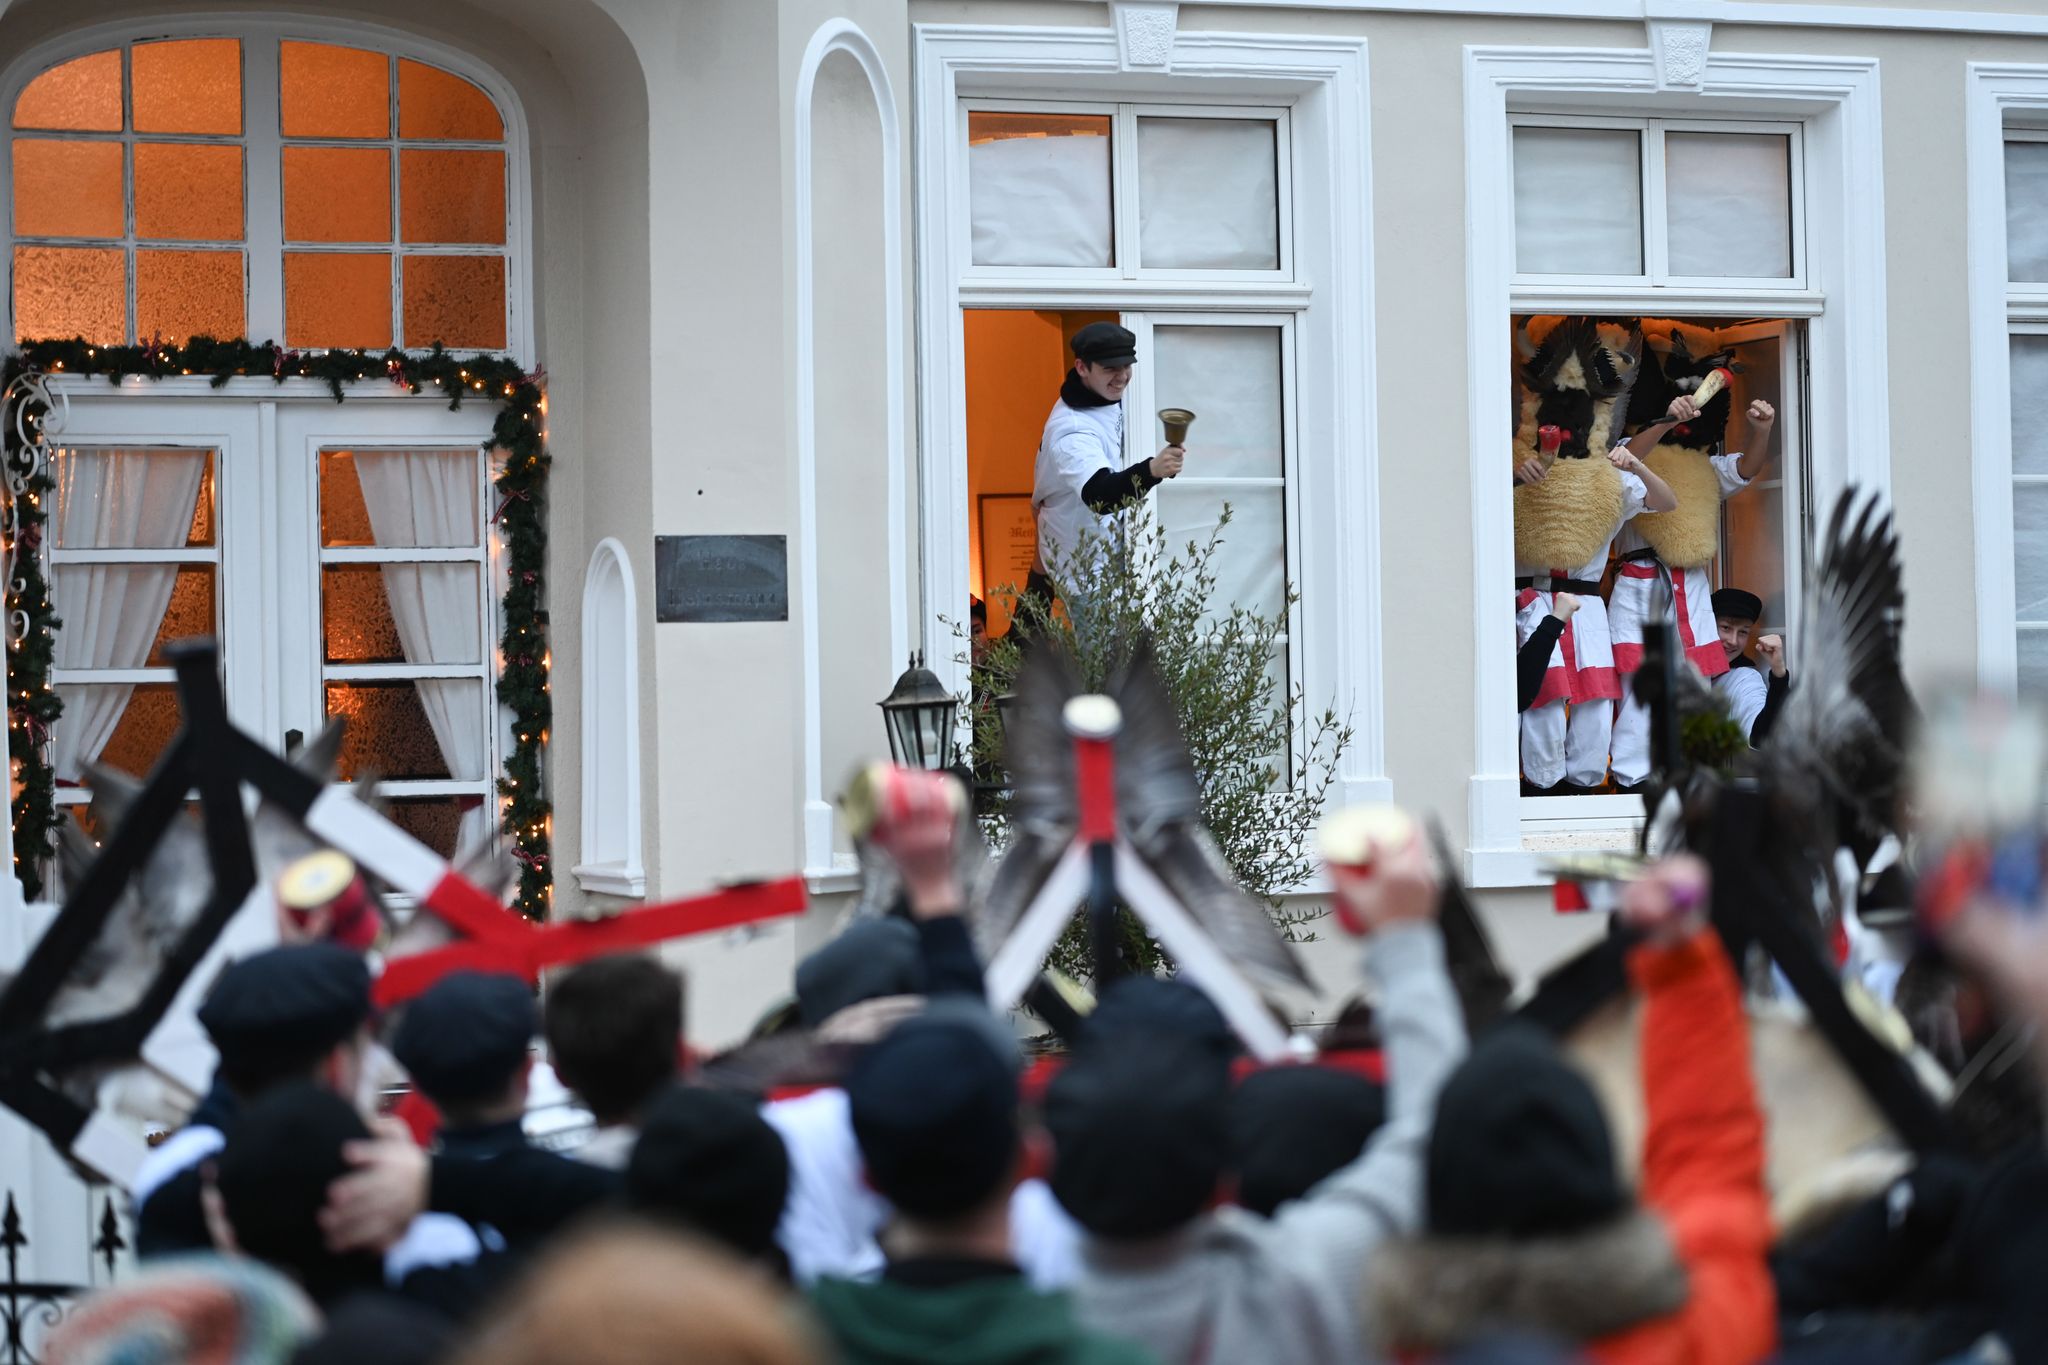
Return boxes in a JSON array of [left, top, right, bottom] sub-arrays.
[[847, 1008, 1019, 1221], [1071, 321, 1137, 367], [1230, 1065, 1386, 1216], [1710, 588, 1763, 624], [627, 1085, 790, 1259], [1427, 1024, 1625, 1238], [1046, 1031, 1231, 1239], [390, 971, 536, 1109], [198, 945, 371, 1077]]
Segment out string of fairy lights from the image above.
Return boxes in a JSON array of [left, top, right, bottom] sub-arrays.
[[2, 337, 554, 918]]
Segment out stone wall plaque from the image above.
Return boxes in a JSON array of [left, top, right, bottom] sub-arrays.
[[655, 535, 789, 623]]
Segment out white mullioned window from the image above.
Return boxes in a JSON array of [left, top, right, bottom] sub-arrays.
[[2004, 129, 2048, 701], [957, 97, 1308, 769], [5, 22, 524, 352], [1506, 112, 1812, 828]]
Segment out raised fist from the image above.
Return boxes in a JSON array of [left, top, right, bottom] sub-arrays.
[[1620, 854, 1710, 948], [1755, 633, 1786, 677], [1553, 592, 1581, 623], [1747, 399, 1775, 426]]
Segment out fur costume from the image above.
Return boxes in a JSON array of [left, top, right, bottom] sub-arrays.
[[1366, 1209, 1690, 1353], [1511, 317, 1642, 570], [1625, 332, 1737, 570]]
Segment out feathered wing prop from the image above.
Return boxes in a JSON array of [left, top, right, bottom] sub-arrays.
[[977, 637, 1310, 997], [1751, 491, 1911, 913], [976, 644, 1087, 958], [1108, 641, 1311, 996]]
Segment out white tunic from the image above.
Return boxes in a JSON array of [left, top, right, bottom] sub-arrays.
[[1033, 396, 1125, 579], [1714, 661, 1771, 740]]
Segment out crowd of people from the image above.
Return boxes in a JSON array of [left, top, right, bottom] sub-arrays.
[[30, 767, 2048, 1365]]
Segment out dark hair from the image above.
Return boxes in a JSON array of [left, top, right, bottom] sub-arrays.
[[545, 955, 684, 1125], [216, 1083, 385, 1306]]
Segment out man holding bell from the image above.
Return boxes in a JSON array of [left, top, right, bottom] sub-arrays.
[[1029, 322, 1185, 602]]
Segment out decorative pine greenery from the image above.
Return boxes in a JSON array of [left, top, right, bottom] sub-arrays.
[[3, 336, 553, 917]]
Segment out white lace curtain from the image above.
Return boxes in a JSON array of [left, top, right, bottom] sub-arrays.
[[51, 448, 207, 783], [350, 449, 492, 854]]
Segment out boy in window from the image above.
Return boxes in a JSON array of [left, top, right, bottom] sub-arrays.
[[1708, 587, 1790, 746], [1030, 323, 1184, 612]]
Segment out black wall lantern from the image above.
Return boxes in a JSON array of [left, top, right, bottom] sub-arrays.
[[878, 652, 960, 772]]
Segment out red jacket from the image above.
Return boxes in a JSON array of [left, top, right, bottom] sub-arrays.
[[1586, 930, 1776, 1365]]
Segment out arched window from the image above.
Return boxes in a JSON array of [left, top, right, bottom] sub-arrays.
[[8, 28, 518, 351], [574, 539, 644, 897], [5, 22, 529, 870]]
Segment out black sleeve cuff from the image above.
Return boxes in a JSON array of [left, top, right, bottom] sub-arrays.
[[1081, 459, 1159, 513]]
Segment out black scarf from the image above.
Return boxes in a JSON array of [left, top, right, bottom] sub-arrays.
[[1061, 369, 1118, 410]]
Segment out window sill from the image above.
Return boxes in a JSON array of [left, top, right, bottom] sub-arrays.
[[571, 863, 646, 898], [804, 853, 861, 896], [1464, 793, 1643, 889]]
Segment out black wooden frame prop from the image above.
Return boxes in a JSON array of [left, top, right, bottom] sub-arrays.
[[0, 639, 329, 1158]]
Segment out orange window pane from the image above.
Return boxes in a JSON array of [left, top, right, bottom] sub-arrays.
[[403, 254, 504, 349], [283, 146, 390, 242], [285, 251, 391, 348], [14, 50, 121, 132], [135, 143, 244, 240], [12, 139, 123, 238], [137, 249, 244, 344], [14, 246, 125, 344], [399, 150, 504, 244], [398, 59, 502, 140], [133, 39, 241, 135], [280, 41, 389, 139]]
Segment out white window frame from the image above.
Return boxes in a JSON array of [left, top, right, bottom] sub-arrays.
[[1509, 113, 1808, 292], [1126, 311, 1304, 770], [42, 378, 510, 865], [961, 98, 1295, 285], [1465, 45, 1889, 887], [1967, 73, 2048, 695], [0, 14, 534, 361], [915, 24, 1389, 867]]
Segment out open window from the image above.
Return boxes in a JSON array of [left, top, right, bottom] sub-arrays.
[[1511, 314, 1808, 824]]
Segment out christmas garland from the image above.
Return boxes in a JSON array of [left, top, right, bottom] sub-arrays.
[[3, 337, 553, 918]]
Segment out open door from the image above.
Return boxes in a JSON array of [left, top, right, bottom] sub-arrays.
[[1714, 319, 1808, 641]]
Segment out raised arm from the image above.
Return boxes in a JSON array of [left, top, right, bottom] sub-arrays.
[[1273, 832, 1467, 1309], [1734, 400, 1776, 482], [1611, 444, 1678, 513], [1621, 858, 1775, 1365]]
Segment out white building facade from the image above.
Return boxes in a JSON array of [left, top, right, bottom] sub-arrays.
[[1, 0, 2044, 1052]]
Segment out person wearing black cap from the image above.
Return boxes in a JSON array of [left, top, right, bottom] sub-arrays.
[[390, 970, 537, 1158], [1048, 825, 1465, 1365], [1029, 320, 1184, 600], [1709, 586, 1790, 745], [808, 1001, 1150, 1365], [1365, 856, 1774, 1364], [134, 943, 373, 1258], [626, 1083, 791, 1270]]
